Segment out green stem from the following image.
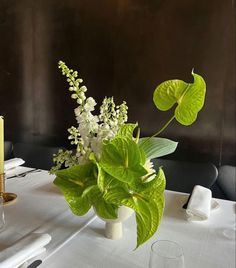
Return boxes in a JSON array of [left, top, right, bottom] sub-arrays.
[[151, 115, 175, 138], [140, 115, 175, 147], [135, 127, 140, 144]]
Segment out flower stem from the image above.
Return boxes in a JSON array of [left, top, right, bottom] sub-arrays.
[[151, 115, 176, 138], [140, 115, 175, 147]]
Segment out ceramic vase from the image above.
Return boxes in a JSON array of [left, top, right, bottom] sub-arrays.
[[96, 206, 134, 240]]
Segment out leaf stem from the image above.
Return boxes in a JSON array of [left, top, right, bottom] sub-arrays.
[[135, 127, 140, 144], [141, 115, 175, 147], [151, 115, 176, 138], [142, 172, 156, 182], [140, 115, 175, 147]]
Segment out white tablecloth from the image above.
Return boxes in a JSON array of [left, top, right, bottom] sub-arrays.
[[2, 169, 236, 268]]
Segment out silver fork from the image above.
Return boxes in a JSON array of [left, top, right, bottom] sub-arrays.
[[6, 169, 42, 180]]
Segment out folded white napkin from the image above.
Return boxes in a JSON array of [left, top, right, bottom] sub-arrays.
[[186, 185, 213, 221], [4, 158, 25, 171], [0, 233, 51, 268]]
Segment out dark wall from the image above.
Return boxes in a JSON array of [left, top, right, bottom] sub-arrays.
[[0, 0, 235, 166]]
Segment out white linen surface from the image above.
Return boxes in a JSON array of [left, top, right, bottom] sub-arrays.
[[0, 233, 51, 268], [41, 191, 235, 268], [4, 158, 25, 172], [5, 166, 37, 178], [2, 171, 235, 268], [186, 185, 213, 221], [30, 209, 96, 264], [2, 171, 96, 268]]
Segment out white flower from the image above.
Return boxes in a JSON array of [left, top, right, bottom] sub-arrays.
[[90, 137, 103, 157], [58, 61, 129, 164], [84, 97, 97, 112], [142, 159, 156, 182], [77, 98, 82, 104], [74, 107, 82, 116], [71, 94, 77, 99], [80, 86, 87, 92]]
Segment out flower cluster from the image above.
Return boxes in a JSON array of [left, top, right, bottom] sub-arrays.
[[52, 61, 128, 171], [52, 63, 206, 248]]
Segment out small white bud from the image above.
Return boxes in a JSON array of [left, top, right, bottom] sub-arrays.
[[71, 94, 78, 99]]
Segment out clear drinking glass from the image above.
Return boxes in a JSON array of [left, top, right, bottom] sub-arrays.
[[223, 222, 236, 240], [0, 195, 5, 231], [149, 240, 185, 268]]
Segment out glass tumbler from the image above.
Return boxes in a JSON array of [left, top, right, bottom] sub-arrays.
[[149, 240, 185, 268], [0, 195, 5, 231]]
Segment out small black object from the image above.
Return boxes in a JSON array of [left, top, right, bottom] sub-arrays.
[[182, 194, 192, 209], [27, 260, 43, 268]]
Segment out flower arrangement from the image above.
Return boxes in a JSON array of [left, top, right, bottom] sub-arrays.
[[51, 61, 206, 248]]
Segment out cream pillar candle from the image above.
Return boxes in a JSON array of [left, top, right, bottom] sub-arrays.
[[0, 116, 4, 174]]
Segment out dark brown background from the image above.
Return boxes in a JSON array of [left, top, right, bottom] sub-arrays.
[[0, 0, 235, 166]]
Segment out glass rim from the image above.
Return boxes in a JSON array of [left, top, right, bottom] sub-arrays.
[[151, 240, 184, 260]]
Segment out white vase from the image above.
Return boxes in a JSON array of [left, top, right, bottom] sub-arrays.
[[96, 206, 134, 240]]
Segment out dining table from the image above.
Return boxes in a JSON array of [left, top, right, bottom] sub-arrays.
[[1, 167, 235, 268]]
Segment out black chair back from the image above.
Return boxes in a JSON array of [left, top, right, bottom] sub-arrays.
[[153, 159, 218, 194], [4, 141, 13, 160], [13, 143, 62, 170], [217, 165, 236, 201]]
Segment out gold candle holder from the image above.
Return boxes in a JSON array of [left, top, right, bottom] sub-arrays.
[[0, 173, 17, 205]]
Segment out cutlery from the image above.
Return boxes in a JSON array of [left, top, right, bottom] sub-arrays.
[[6, 169, 42, 180], [27, 260, 42, 268]]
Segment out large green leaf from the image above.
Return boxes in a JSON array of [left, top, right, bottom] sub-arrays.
[[55, 163, 95, 183], [131, 167, 166, 194], [103, 169, 165, 248], [139, 137, 178, 159], [117, 123, 137, 139], [141, 168, 166, 201], [100, 137, 147, 184], [153, 71, 206, 125], [175, 72, 206, 125], [135, 197, 163, 248], [97, 165, 129, 193], [54, 163, 96, 215], [135, 169, 165, 247], [153, 80, 188, 111], [93, 194, 119, 220]]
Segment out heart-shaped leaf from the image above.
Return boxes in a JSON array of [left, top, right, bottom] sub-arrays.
[[153, 71, 206, 125], [139, 137, 178, 159], [97, 164, 128, 192], [54, 163, 96, 215], [117, 123, 137, 139], [103, 169, 165, 248], [93, 193, 118, 220], [100, 137, 147, 184]]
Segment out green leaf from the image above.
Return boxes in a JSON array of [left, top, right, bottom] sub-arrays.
[[141, 168, 166, 201], [153, 80, 188, 111], [55, 163, 95, 183], [97, 164, 105, 192], [117, 123, 137, 139], [135, 198, 162, 248], [97, 165, 129, 193], [93, 194, 118, 220], [153, 71, 206, 125], [175, 72, 206, 125], [131, 167, 166, 194], [135, 169, 165, 247], [103, 169, 165, 248], [103, 187, 132, 206], [100, 137, 147, 184], [54, 163, 96, 216], [54, 176, 91, 215], [139, 137, 178, 159], [139, 147, 146, 165]]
